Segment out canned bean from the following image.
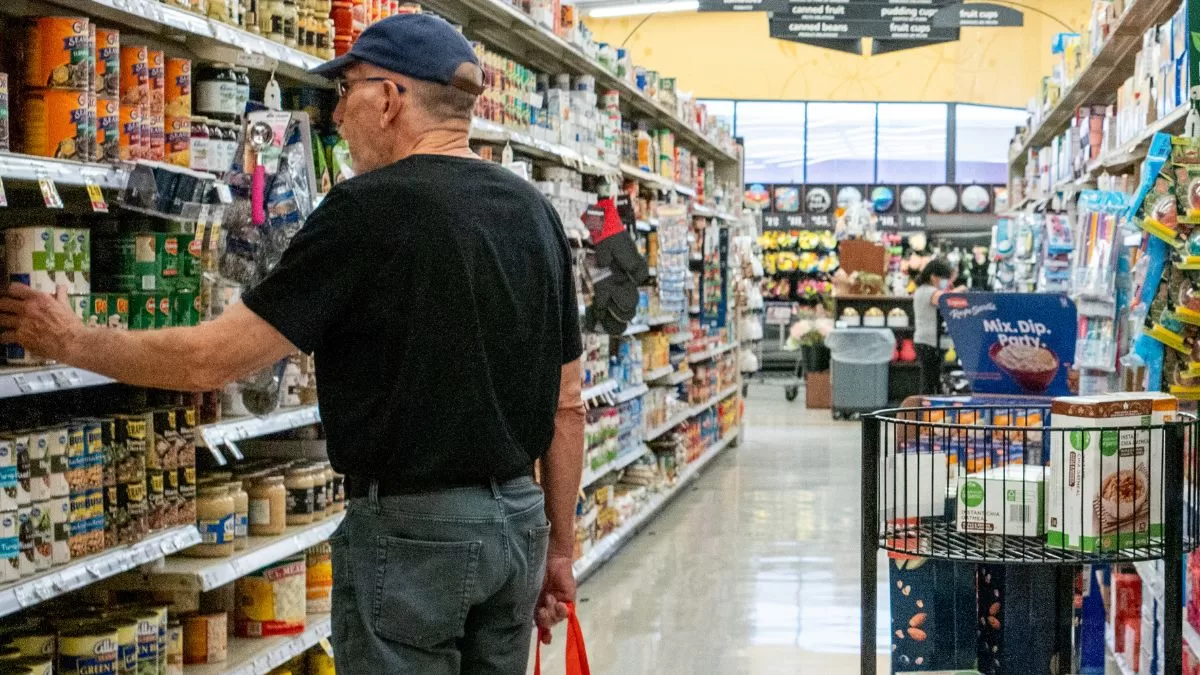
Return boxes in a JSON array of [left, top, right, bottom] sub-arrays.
[[95, 28, 119, 97], [23, 17, 90, 89], [29, 500, 50, 571], [28, 431, 50, 503], [16, 505, 33, 577], [6, 630, 54, 657], [21, 88, 89, 159], [113, 619, 138, 675], [0, 438, 16, 512], [57, 627, 118, 675], [11, 436, 30, 507], [0, 510, 18, 582]]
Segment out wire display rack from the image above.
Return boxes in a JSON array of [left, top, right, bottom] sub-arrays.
[[859, 404, 1200, 675]]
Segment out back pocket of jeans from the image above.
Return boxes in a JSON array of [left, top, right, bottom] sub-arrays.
[[372, 536, 482, 648]]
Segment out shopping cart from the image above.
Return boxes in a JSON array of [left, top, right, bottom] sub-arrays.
[[742, 302, 804, 401]]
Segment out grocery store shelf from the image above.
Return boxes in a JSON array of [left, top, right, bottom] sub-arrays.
[[0, 152, 129, 189], [185, 613, 331, 675], [646, 314, 679, 327], [134, 515, 344, 592], [644, 365, 675, 381], [654, 369, 692, 387], [613, 383, 649, 404], [0, 364, 116, 399], [582, 379, 619, 401], [1095, 103, 1188, 174], [687, 341, 739, 364], [198, 405, 321, 451], [644, 383, 738, 441], [36, 0, 327, 85], [623, 323, 650, 336], [469, 118, 619, 177], [0, 525, 199, 619], [411, 0, 735, 164], [575, 428, 738, 582], [581, 443, 651, 489], [668, 332, 693, 346], [1008, 0, 1180, 167]]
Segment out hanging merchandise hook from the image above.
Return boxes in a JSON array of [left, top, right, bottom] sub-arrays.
[[264, 69, 283, 111]]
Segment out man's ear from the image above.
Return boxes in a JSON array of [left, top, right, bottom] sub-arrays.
[[381, 82, 403, 129]]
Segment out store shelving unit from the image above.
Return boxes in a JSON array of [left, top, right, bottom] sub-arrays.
[[581, 444, 651, 489], [1008, 0, 1181, 168], [644, 365, 675, 382], [0, 152, 130, 190], [613, 383, 649, 404], [0, 364, 115, 398], [198, 405, 322, 449], [686, 341, 739, 364], [644, 383, 739, 442], [574, 428, 738, 583], [185, 614, 332, 675], [125, 515, 344, 592], [470, 118, 619, 177], [582, 379, 620, 401], [0, 525, 200, 619]]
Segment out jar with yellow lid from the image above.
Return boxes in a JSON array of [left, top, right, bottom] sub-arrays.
[[183, 484, 235, 557], [248, 475, 286, 536]]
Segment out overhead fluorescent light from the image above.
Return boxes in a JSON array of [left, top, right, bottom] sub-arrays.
[[589, 1, 699, 18]]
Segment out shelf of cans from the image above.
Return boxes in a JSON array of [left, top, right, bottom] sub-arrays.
[[574, 426, 739, 583], [185, 613, 332, 675]]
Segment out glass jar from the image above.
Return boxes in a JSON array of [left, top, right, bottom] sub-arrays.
[[195, 64, 238, 120], [248, 475, 286, 536], [309, 466, 326, 519], [186, 484, 235, 557], [189, 117, 210, 173], [282, 0, 299, 47], [227, 481, 248, 550], [232, 68, 251, 118], [331, 471, 344, 512], [285, 467, 314, 526], [322, 463, 334, 518], [264, 0, 284, 38]]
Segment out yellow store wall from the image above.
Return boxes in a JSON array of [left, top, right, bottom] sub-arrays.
[[585, 0, 1090, 107]]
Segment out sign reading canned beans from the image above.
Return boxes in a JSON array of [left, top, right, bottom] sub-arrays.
[[22, 89, 88, 159], [94, 28, 119, 97], [24, 17, 90, 90]]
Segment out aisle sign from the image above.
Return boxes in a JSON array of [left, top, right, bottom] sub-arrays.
[[697, 0, 788, 11], [939, 292, 1077, 396], [932, 2, 1024, 27]]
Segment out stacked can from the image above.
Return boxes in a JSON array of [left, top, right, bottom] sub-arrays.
[[5, 227, 59, 365], [164, 58, 192, 167], [147, 49, 165, 161], [145, 409, 178, 531], [0, 438, 19, 582], [119, 44, 147, 160], [20, 17, 93, 160], [111, 416, 148, 544], [65, 421, 103, 560], [47, 426, 70, 567], [27, 429, 51, 572], [0, 433, 36, 578], [176, 408, 198, 528], [95, 28, 120, 163]]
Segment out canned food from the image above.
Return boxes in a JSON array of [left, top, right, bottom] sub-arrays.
[[94, 27, 119, 96], [129, 292, 157, 331], [147, 49, 164, 118], [11, 436, 30, 508], [47, 428, 68, 498], [148, 117, 164, 161], [0, 73, 9, 152], [165, 116, 190, 167], [0, 439, 16, 512], [10, 655, 53, 675], [156, 294, 174, 329], [21, 88, 89, 159], [110, 293, 130, 330], [113, 619, 138, 675], [16, 505, 33, 577], [165, 58, 191, 118], [7, 630, 54, 657], [29, 500, 50, 571], [58, 627, 118, 675], [96, 97, 118, 162], [27, 431, 50, 503], [0, 510, 18, 583], [182, 612, 227, 664], [119, 45, 147, 105], [118, 103, 140, 160], [24, 17, 90, 89], [172, 287, 199, 327]]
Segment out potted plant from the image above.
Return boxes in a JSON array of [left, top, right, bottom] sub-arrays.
[[799, 328, 831, 373]]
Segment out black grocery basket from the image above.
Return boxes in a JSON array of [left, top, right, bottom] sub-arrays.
[[859, 404, 1200, 675]]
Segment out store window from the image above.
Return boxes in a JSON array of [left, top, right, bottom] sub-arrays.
[[804, 102, 876, 183], [732, 101, 807, 184], [955, 104, 1027, 184], [876, 103, 948, 183]]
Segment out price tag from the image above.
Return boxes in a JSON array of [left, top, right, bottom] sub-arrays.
[[38, 177, 63, 209], [0, 177, 7, 207], [319, 638, 335, 658], [208, 206, 225, 251], [85, 179, 108, 213], [12, 374, 32, 394], [51, 371, 70, 388]]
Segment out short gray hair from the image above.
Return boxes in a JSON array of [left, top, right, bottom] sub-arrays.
[[407, 78, 478, 121]]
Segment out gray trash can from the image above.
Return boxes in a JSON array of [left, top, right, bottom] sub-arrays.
[[824, 327, 896, 419]]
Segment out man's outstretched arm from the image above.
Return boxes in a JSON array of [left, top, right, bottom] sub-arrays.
[[0, 283, 297, 391]]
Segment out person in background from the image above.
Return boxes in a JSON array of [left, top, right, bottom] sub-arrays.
[[0, 14, 584, 674], [912, 259, 963, 396]]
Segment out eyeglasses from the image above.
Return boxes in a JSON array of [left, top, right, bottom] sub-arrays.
[[335, 77, 407, 97]]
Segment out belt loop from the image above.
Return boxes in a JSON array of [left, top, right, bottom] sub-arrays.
[[369, 479, 380, 510], [489, 477, 501, 500]]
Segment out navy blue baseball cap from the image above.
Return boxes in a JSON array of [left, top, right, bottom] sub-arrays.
[[311, 14, 483, 94]]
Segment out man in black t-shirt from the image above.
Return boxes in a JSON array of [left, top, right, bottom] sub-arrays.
[[1, 15, 585, 674]]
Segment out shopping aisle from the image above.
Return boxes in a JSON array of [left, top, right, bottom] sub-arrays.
[[536, 389, 891, 674]]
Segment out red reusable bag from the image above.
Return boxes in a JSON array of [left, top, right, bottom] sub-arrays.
[[534, 602, 591, 675]]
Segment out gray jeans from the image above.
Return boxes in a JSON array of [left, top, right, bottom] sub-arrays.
[[330, 477, 550, 674]]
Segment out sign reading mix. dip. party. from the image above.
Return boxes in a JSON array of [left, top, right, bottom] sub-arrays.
[[939, 293, 1077, 396]]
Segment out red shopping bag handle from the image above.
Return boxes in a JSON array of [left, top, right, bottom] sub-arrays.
[[534, 602, 590, 675]]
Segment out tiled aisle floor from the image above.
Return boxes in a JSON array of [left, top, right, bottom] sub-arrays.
[[533, 387, 892, 674]]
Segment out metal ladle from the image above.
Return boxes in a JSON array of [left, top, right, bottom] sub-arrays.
[[249, 121, 274, 226]]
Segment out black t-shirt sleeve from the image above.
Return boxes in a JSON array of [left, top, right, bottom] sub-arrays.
[[242, 189, 374, 354], [552, 212, 583, 365]]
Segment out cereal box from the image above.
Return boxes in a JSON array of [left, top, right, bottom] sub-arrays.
[[1046, 395, 1161, 552]]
